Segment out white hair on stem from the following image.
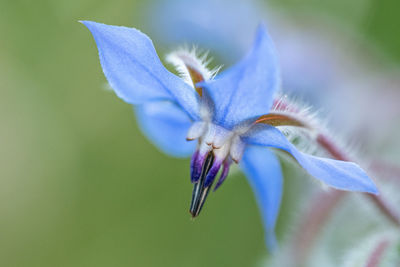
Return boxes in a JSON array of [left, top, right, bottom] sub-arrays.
[[271, 93, 364, 164], [166, 46, 221, 87]]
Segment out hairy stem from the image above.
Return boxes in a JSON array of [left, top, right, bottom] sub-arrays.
[[291, 190, 345, 265], [369, 160, 400, 183], [284, 114, 400, 264], [366, 239, 390, 267], [316, 133, 400, 226]]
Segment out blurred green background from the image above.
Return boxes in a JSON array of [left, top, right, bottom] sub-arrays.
[[0, 0, 399, 266]]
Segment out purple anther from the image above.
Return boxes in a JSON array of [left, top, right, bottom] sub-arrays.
[[214, 160, 231, 191], [204, 160, 222, 188]]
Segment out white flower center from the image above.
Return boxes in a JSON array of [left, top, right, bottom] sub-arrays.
[[187, 122, 245, 163]]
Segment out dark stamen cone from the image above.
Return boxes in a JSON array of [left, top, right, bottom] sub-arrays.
[[189, 152, 214, 217]]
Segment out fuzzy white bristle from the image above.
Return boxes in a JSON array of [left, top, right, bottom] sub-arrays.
[[271, 93, 365, 163], [272, 93, 323, 155], [166, 46, 221, 87], [272, 93, 321, 130]]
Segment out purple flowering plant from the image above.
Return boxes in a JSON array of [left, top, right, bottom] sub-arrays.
[[81, 21, 378, 250]]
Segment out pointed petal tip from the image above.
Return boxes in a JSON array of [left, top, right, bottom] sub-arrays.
[[327, 178, 379, 195], [80, 20, 112, 33], [80, 20, 103, 33], [361, 172, 379, 195], [79, 20, 95, 27], [81, 19, 200, 119], [367, 184, 379, 195], [255, 22, 271, 39], [348, 171, 379, 195], [244, 125, 379, 196], [199, 20, 279, 128], [365, 177, 379, 194], [256, 22, 268, 32]]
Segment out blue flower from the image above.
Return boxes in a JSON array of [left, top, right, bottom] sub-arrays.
[[82, 21, 378, 250]]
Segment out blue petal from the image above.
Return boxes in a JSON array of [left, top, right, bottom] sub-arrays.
[[242, 124, 378, 194], [240, 146, 283, 251], [200, 24, 280, 129], [81, 21, 199, 120], [135, 101, 196, 158]]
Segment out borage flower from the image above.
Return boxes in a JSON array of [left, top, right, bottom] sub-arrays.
[[82, 21, 377, 249]]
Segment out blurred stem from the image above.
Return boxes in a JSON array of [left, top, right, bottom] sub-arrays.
[[316, 133, 400, 226], [368, 195, 400, 226], [366, 239, 390, 267], [290, 130, 400, 265], [291, 190, 344, 265], [369, 160, 400, 183]]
